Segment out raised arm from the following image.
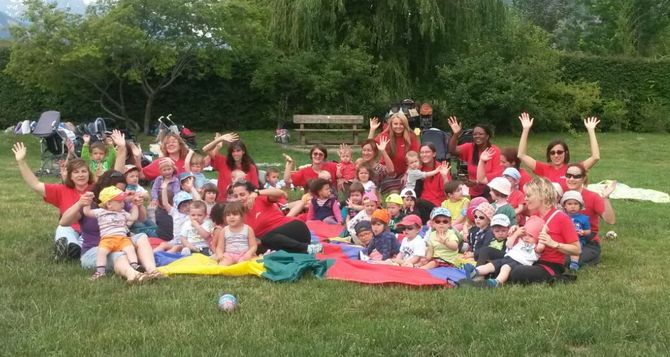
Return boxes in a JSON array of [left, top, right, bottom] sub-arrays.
[[600, 181, 617, 225], [516, 112, 537, 171], [367, 117, 381, 139], [127, 204, 139, 227], [282, 153, 295, 186], [202, 132, 239, 158], [376, 137, 395, 175], [581, 117, 601, 170], [447, 116, 462, 156], [184, 149, 194, 172], [476, 148, 495, 184], [110, 130, 127, 172], [12, 142, 46, 197]]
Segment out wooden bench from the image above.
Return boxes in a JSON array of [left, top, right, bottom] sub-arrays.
[[293, 114, 365, 146]]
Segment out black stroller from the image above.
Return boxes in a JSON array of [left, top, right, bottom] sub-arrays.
[[156, 114, 197, 149], [32, 111, 70, 176]]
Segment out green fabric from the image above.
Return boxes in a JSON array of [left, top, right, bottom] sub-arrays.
[[260, 251, 334, 282], [81, 143, 117, 173], [493, 202, 517, 226]]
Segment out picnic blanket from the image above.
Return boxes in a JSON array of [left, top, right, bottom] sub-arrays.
[[587, 181, 669, 203]]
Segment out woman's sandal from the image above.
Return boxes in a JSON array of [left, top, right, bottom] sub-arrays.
[[90, 271, 106, 281]]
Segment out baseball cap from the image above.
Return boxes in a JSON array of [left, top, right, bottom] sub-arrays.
[[99, 186, 127, 205], [430, 207, 451, 220], [385, 194, 403, 206], [354, 221, 372, 235], [490, 214, 511, 227], [173, 191, 193, 208], [560, 190, 584, 208], [396, 214, 422, 229], [124, 165, 140, 175], [400, 188, 416, 199], [487, 177, 512, 196], [502, 167, 521, 181]]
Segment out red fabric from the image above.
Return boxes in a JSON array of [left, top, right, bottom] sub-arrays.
[[306, 220, 345, 241], [148, 237, 165, 248], [579, 188, 605, 243], [458, 143, 501, 196], [339, 161, 356, 181], [290, 162, 338, 189], [325, 259, 448, 286], [519, 168, 532, 192], [420, 162, 449, 206], [508, 189, 526, 225], [533, 161, 567, 191], [211, 154, 259, 201], [244, 196, 295, 238], [44, 183, 88, 232], [376, 132, 420, 175], [142, 157, 185, 181], [535, 208, 579, 265]]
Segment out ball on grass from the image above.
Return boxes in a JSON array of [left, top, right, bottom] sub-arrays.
[[605, 231, 618, 240], [218, 294, 237, 312]]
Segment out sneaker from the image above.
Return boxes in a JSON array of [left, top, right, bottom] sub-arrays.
[[569, 261, 580, 272], [181, 248, 192, 256], [53, 237, 68, 262], [67, 243, 81, 260], [486, 278, 499, 288], [306, 243, 323, 255], [463, 263, 477, 280]]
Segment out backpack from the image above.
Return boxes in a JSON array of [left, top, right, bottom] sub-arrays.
[[420, 128, 452, 162]]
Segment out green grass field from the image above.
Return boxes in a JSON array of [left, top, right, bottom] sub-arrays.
[[1, 130, 669, 356]]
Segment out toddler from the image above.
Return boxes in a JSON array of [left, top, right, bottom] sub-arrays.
[[184, 150, 209, 189], [561, 190, 591, 271], [81, 133, 116, 178], [153, 191, 193, 253], [463, 202, 495, 260], [151, 158, 180, 206], [123, 165, 149, 200], [347, 191, 379, 244], [385, 194, 405, 233], [83, 186, 139, 280], [201, 183, 219, 216], [212, 201, 257, 266], [464, 216, 546, 287], [362, 209, 400, 261], [307, 178, 342, 225], [342, 181, 365, 224], [336, 144, 356, 191], [487, 177, 518, 226], [488, 214, 511, 251], [502, 167, 526, 225], [404, 151, 441, 191], [418, 208, 462, 269], [179, 200, 215, 256], [355, 163, 377, 196], [263, 167, 287, 189], [400, 188, 420, 217], [391, 214, 426, 267], [441, 181, 470, 227]]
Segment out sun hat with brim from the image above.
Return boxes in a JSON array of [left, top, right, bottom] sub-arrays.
[[491, 214, 511, 227], [430, 207, 452, 220], [468, 196, 488, 210], [99, 186, 127, 205], [363, 191, 379, 203], [124, 165, 140, 175], [400, 188, 416, 199], [487, 177, 512, 196], [560, 190, 584, 208], [396, 214, 422, 229], [179, 172, 195, 182], [524, 215, 546, 240], [385, 194, 403, 206], [474, 202, 495, 221], [502, 167, 521, 181], [173, 191, 193, 208]]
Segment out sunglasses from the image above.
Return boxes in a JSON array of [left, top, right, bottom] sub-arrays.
[[433, 219, 450, 224], [549, 150, 565, 156], [312, 152, 324, 157], [399, 226, 418, 231], [474, 215, 487, 220], [565, 173, 584, 179]]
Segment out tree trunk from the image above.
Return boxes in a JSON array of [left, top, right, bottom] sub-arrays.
[[143, 94, 155, 135]]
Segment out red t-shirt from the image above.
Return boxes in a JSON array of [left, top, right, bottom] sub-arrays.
[[376, 132, 419, 175], [535, 208, 579, 265], [508, 189, 526, 226], [519, 168, 532, 192], [44, 183, 88, 232], [244, 196, 295, 237], [458, 143, 501, 197], [420, 162, 449, 206], [533, 161, 567, 191], [142, 157, 186, 181], [579, 188, 604, 243], [290, 162, 338, 189], [211, 154, 259, 201]]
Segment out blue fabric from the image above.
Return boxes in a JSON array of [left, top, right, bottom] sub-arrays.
[[154, 251, 184, 267], [429, 267, 466, 285]]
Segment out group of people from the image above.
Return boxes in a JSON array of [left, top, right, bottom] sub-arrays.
[[14, 109, 616, 286]]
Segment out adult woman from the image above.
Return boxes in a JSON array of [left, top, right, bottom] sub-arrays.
[[447, 117, 501, 198], [418, 143, 451, 206], [517, 112, 601, 190], [59, 170, 162, 282], [563, 163, 616, 266], [507, 177, 581, 284], [369, 113, 419, 192], [141, 133, 189, 181], [230, 181, 323, 254], [354, 138, 394, 188], [203, 133, 259, 200], [476, 147, 532, 190], [12, 132, 126, 261], [283, 144, 338, 190]]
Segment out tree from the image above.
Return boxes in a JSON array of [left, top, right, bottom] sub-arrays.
[[7, 0, 258, 133]]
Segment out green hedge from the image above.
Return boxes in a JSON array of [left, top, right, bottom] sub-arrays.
[[560, 54, 670, 132]]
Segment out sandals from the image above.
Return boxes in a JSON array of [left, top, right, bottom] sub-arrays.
[[127, 270, 165, 285], [90, 271, 106, 281]]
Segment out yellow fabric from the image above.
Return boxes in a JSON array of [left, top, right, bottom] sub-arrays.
[[157, 254, 266, 277], [441, 197, 470, 220], [99, 186, 125, 205]]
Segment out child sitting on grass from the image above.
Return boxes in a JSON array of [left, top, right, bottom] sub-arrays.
[[201, 183, 218, 216], [341, 182, 365, 224], [487, 177, 518, 226], [463, 202, 495, 261], [179, 200, 215, 256], [400, 188, 420, 217], [212, 201, 257, 265], [263, 167, 287, 189], [441, 181, 469, 228], [385, 194, 405, 234], [463, 216, 546, 287], [153, 191, 192, 253], [151, 158, 180, 207], [362, 209, 400, 261], [418, 208, 463, 269], [561, 190, 591, 272], [488, 214, 511, 252], [347, 192, 379, 244], [306, 178, 342, 225], [391, 214, 426, 267]]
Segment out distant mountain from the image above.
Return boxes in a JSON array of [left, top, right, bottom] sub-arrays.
[[0, 11, 20, 40]]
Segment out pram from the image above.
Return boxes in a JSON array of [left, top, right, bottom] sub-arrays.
[[156, 114, 197, 149], [32, 111, 69, 176]]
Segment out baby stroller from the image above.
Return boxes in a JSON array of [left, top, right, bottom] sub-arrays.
[[156, 114, 197, 149], [32, 111, 70, 176]]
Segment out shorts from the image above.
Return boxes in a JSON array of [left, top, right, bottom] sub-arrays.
[[98, 236, 133, 252], [491, 257, 523, 271], [80, 233, 145, 270], [431, 258, 455, 268], [223, 252, 249, 264]]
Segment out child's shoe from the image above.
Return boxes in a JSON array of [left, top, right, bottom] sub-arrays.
[[463, 263, 477, 280], [307, 243, 323, 255], [569, 261, 580, 272], [486, 278, 499, 288]]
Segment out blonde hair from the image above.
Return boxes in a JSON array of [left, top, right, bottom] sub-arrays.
[[405, 150, 419, 162], [160, 133, 189, 159], [387, 112, 413, 156], [190, 152, 205, 166], [524, 177, 557, 208]]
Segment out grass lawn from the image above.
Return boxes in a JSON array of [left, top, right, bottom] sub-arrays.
[[1, 129, 669, 356]]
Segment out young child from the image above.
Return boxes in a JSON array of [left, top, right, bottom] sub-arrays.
[[487, 177, 518, 226], [400, 188, 419, 217], [363, 209, 401, 261], [179, 200, 215, 256], [83, 186, 139, 280], [464, 216, 546, 287], [342, 182, 365, 224], [403, 151, 441, 191], [179, 172, 202, 200], [81, 133, 116, 179], [441, 181, 470, 227], [201, 183, 219, 216], [502, 167, 526, 225], [306, 178, 342, 225], [347, 191, 379, 244], [561, 190, 591, 271], [391, 214, 426, 267], [184, 150, 209, 189], [463, 202, 495, 260], [488, 214, 511, 251], [263, 167, 287, 189], [153, 191, 193, 253], [151, 158, 180, 206], [212, 201, 257, 265], [418, 207, 462, 269], [123, 165, 149, 199], [355, 163, 377, 195], [336, 144, 356, 192], [385, 194, 405, 233]]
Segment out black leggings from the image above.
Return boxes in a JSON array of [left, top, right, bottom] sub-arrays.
[[258, 220, 312, 254], [508, 261, 565, 285], [579, 241, 601, 266], [416, 199, 436, 224], [475, 246, 506, 267]]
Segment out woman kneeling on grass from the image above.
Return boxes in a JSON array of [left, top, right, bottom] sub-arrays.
[[60, 170, 163, 283]]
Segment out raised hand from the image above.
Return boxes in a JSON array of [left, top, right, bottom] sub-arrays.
[[369, 117, 381, 131], [220, 132, 239, 143], [82, 134, 91, 144], [182, 176, 194, 191], [376, 136, 390, 151], [479, 147, 495, 162], [584, 116, 600, 131], [110, 129, 126, 147], [602, 180, 618, 198], [518, 112, 534, 130], [129, 142, 142, 157], [66, 139, 75, 155], [338, 143, 350, 158], [12, 142, 27, 161], [282, 153, 294, 164], [439, 162, 451, 175], [447, 116, 462, 134]]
